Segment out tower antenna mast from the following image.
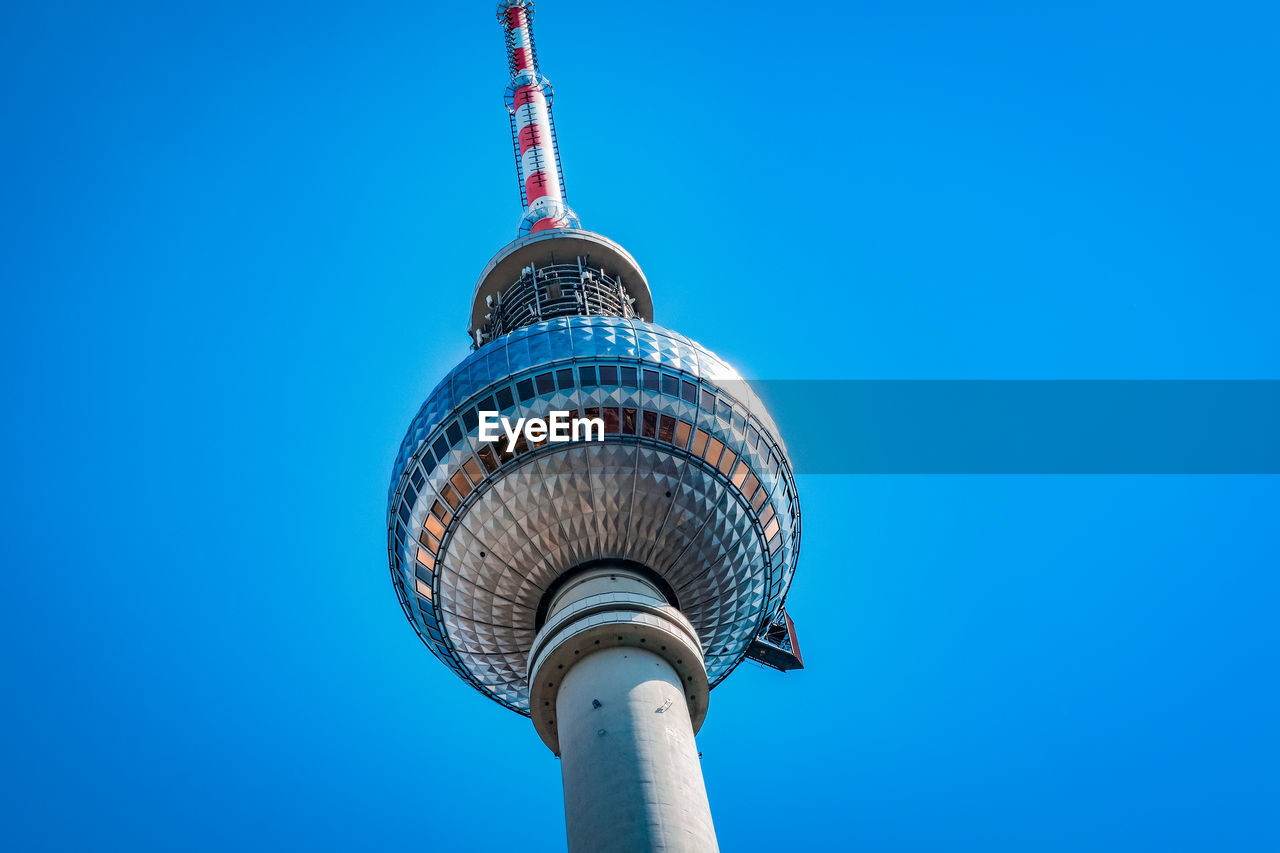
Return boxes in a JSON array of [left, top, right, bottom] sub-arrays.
[[498, 0, 580, 234]]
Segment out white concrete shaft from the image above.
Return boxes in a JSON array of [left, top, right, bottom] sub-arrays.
[[532, 567, 719, 852], [556, 646, 718, 853]]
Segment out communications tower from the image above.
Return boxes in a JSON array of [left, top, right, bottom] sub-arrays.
[[387, 4, 803, 850]]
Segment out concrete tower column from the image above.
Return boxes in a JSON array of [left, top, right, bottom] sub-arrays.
[[528, 566, 719, 853]]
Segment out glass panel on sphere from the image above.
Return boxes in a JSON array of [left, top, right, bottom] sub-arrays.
[[674, 420, 692, 448], [657, 415, 675, 443], [751, 488, 768, 512], [691, 429, 709, 456], [450, 470, 472, 498], [704, 437, 724, 466]]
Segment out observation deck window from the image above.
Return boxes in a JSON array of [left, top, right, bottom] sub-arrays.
[[704, 437, 724, 467], [691, 429, 709, 456], [657, 414, 676, 443], [673, 420, 691, 448]]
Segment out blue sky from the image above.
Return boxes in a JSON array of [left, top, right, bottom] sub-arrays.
[[2, 1, 1278, 850]]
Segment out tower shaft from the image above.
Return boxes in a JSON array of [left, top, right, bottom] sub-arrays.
[[532, 566, 719, 853], [558, 649, 718, 853]]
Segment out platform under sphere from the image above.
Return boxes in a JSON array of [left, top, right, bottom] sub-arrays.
[[386, 315, 801, 714]]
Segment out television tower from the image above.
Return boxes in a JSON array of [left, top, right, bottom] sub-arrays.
[[386, 3, 803, 850]]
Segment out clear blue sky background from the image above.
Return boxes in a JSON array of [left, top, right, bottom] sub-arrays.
[[3, 1, 1278, 850]]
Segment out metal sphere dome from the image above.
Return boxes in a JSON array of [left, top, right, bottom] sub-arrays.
[[386, 315, 801, 713]]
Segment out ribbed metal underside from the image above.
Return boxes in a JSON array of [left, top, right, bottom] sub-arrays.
[[440, 441, 771, 712]]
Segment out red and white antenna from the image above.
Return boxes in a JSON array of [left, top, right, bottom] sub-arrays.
[[498, 0, 580, 234]]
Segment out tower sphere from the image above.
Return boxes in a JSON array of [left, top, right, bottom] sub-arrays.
[[387, 230, 801, 716]]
